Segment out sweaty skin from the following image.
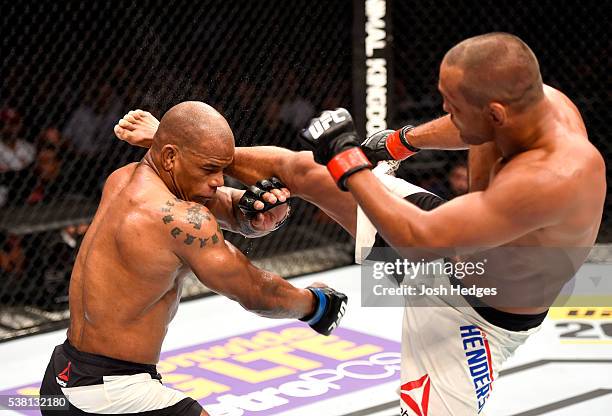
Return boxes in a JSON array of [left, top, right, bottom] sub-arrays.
[[69, 102, 316, 374]]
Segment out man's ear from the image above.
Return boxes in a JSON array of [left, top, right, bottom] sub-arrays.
[[160, 144, 178, 171], [487, 102, 507, 127]]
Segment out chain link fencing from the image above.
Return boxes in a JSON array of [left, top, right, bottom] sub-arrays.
[[0, 0, 608, 340], [0, 0, 354, 339]]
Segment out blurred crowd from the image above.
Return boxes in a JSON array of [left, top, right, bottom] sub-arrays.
[[0, 104, 94, 310], [0, 74, 133, 309]]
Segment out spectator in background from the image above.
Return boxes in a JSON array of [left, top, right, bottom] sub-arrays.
[[447, 161, 468, 198], [420, 160, 469, 201], [19, 146, 66, 205], [31, 223, 88, 310], [0, 233, 24, 278], [62, 81, 123, 158], [0, 232, 25, 306], [36, 127, 66, 151], [0, 107, 35, 207], [229, 80, 278, 146], [1, 222, 88, 311], [0, 107, 34, 172], [6, 145, 87, 310], [321, 80, 350, 110], [5, 144, 67, 206], [263, 97, 282, 131], [61, 81, 124, 192]]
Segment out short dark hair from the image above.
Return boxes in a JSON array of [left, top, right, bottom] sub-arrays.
[[443, 33, 544, 110]]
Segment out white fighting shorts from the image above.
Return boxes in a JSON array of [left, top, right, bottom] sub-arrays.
[[355, 163, 544, 415]]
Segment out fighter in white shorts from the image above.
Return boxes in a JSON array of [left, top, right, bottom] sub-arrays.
[[296, 33, 604, 415], [115, 33, 605, 415], [355, 164, 545, 415]]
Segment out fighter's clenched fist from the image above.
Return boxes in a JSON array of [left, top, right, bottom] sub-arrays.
[[299, 108, 372, 191], [300, 286, 348, 336]]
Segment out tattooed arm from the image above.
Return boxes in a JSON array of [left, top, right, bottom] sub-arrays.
[[161, 187, 257, 237], [165, 200, 315, 318]]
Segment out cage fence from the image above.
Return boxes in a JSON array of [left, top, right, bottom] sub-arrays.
[[0, 0, 608, 340]]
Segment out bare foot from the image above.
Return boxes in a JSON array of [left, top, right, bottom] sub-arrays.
[[114, 110, 159, 148]]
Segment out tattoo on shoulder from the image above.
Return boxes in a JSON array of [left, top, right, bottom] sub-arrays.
[[186, 204, 210, 230], [184, 233, 196, 245], [160, 200, 220, 249]]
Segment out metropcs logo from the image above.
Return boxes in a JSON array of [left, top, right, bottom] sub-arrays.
[[0, 324, 402, 416], [205, 351, 401, 415], [459, 325, 495, 413], [162, 324, 400, 415]]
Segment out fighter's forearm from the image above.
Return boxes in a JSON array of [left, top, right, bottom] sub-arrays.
[[244, 270, 315, 320], [406, 115, 467, 150]]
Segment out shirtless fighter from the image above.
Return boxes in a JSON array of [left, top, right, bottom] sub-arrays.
[[39, 102, 348, 416], [115, 33, 605, 415]]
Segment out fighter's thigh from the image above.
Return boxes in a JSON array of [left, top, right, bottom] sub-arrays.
[[401, 307, 495, 415], [288, 151, 357, 237]]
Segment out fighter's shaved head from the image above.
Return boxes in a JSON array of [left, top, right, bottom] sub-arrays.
[[442, 33, 544, 110], [148, 101, 234, 202], [152, 101, 234, 155]]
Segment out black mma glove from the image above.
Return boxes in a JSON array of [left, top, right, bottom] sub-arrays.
[[300, 287, 348, 336], [361, 126, 420, 164], [238, 177, 290, 220], [299, 108, 372, 191]]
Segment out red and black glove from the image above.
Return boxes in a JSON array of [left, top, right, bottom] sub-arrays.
[[360, 126, 420, 164], [299, 108, 372, 191]]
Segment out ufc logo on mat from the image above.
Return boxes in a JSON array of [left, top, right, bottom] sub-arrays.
[[328, 301, 347, 332], [308, 110, 347, 139]]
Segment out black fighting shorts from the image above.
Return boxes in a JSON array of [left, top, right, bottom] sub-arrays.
[[40, 340, 203, 415]]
